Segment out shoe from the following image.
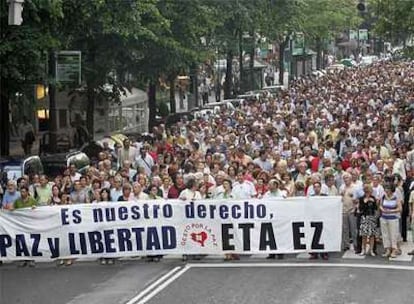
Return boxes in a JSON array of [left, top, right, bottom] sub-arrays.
[[407, 250, 414, 256], [58, 260, 65, 266], [358, 251, 366, 256], [321, 253, 329, 260], [369, 251, 376, 257], [390, 250, 398, 258], [382, 249, 391, 258], [18, 261, 27, 267], [231, 254, 240, 260], [107, 259, 114, 265], [100, 259, 107, 265], [266, 254, 276, 259], [309, 253, 318, 260], [396, 248, 402, 256], [28, 261, 35, 267], [65, 260, 73, 266]]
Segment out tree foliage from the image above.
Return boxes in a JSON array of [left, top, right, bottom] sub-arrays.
[[0, 0, 379, 155], [371, 0, 414, 43]]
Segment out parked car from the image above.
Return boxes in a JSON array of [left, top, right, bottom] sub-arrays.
[[41, 151, 90, 178], [202, 99, 245, 113], [163, 112, 195, 128], [326, 64, 345, 73], [261, 85, 286, 94], [359, 55, 379, 66], [0, 156, 44, 181]]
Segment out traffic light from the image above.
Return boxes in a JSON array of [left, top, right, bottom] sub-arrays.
[[7, 0, 24, 26], [357, 0, 366, 12]]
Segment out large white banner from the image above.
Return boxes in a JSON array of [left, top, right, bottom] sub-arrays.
[[0, 197, 342, 261]]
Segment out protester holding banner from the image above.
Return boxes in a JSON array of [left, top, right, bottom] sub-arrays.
[[10, 186, 37, 267], [1, 180, 20, 210]]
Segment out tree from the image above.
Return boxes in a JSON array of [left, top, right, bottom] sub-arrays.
[[259, 0, 304, 84], [156, 0, 218, 112], [371, 0, 414, 46], [57, 0, 166, 136], [0, 0, 62, 155], [301, 0, 361, 69], [212, 0, 257, 97]]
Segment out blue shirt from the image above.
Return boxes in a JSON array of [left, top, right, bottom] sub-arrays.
[[2, 190, 20, 207]]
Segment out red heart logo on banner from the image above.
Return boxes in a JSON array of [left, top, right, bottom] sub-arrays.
[[190, 231, 208, 247]]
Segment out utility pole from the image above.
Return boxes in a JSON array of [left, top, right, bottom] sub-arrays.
[[48, 51, 57, 153], [1, 0, 24, 155]]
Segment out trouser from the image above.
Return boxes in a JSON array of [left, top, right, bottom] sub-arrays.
[[411, 222, 414, 243], [342, 212, 358, 250], [202, 93, 208, 104], [401, 202, 409, 241], [380, 218, 399, 249]]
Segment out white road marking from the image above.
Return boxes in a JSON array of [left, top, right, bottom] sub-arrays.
[[342, 250, 366, 260], [132, 265, 191, 304], [187, 262, 414, 271], [125, 261, 414, 303], [125, 266, 182, 304]]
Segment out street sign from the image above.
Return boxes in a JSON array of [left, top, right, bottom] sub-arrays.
[[56, 51, 81, 85], [293, 32, 305, 53], [349, 30, 358, 40], [358, 29, 368, 41]]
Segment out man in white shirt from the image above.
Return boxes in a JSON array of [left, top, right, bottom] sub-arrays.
[[232, 171, 257, 199], [118, 138, 138, 169], [135, 147, 154, 176]]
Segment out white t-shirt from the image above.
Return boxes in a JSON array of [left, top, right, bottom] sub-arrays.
[[232, 181, 257, 199], [179, 189, 202, 200]]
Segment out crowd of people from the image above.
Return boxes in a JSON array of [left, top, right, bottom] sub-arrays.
[[1, 59, 414, 266]]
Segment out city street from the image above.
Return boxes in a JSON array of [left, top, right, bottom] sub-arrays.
[[1, 251, 414, 304]]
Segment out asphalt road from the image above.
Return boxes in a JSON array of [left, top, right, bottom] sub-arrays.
[[1, 256, 413, 304], [0, 259, 181, 304], [148, 265, 414, 304]]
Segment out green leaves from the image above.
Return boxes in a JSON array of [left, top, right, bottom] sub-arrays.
[[371, 0, 414, 41]]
